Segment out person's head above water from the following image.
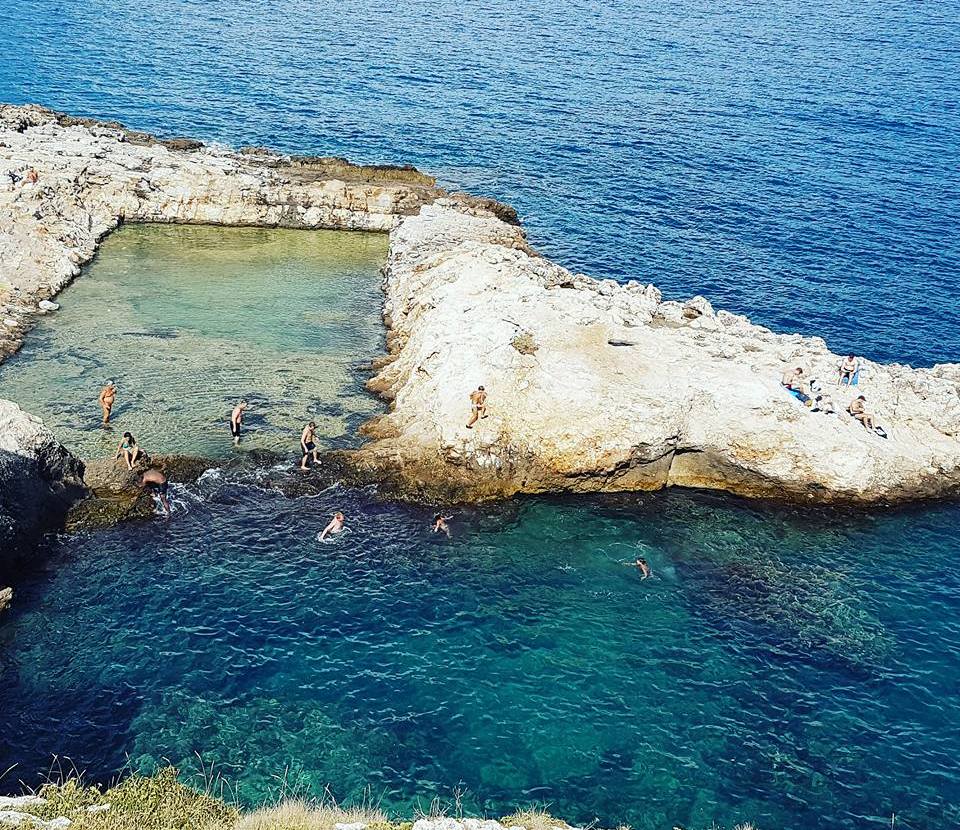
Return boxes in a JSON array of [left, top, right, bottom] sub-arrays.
[[105, 380, 115, 387], [308, 421, 316, 428], [334, 511, 344, 521]]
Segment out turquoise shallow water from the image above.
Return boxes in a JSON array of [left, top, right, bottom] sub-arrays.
[[2, 485, 960, 830], [0, 225, 387, 460], [3, 1, 960, 828]]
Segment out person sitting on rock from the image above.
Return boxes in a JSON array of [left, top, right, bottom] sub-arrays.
[[848, 395, 877, 430], [98, 380, 116, 424], [139, 468, 170, 516], [466, 386, 488, 428], [116, 431, 144, 470], [838, 354, 860, 386], [780, 367, 811, 405]]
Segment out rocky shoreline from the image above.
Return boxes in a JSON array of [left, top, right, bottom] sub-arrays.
[[2, 101, 960, 537]]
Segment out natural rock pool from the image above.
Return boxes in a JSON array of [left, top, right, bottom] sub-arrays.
[[0, 224, 388, 460], [2, 225, 960, 830]]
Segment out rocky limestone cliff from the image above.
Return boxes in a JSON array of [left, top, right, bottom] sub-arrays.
[[351, 201, 960, 504], [0, 103, 448, 360], [0, 399, 85, 569]]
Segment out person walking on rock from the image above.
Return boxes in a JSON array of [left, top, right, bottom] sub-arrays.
[[300, 421, 320, 470], [230, 401, 248, 445], [98, 381, 116, 424], [466, 386, 488, 429]]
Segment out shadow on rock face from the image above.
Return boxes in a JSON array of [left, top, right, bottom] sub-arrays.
[[0, 448, 86, 571]]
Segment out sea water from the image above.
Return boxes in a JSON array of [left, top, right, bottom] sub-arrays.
[[0, 225, 387, 460], [2, 1, 960, 828]]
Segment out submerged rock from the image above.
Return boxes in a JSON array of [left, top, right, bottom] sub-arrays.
[[0, 399, 85, 568], [351, 201, 960, 504]]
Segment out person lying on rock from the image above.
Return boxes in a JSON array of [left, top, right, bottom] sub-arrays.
[[98, 380, 116, 424], [466, 386, 488, 428], [116, 431, 144, 470], [140, 468, 170, 516], [838, 354, 860, 385], [230, 400, 248, 445], [320, 511, 345, 540], [300, 421, 320, 470]]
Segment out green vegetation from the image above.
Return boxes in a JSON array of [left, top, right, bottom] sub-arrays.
[[2, 769, 757, 830]]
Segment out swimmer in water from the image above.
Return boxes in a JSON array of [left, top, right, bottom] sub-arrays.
[[319, 511, 345, 540], [139, 468, 170, 516], [432, 513, 453, 536], [636, 557, 651, 579]]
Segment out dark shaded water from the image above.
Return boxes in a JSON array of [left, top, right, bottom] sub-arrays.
[[2, 484, 960, 830]]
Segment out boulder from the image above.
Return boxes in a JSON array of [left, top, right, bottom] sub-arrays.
[[0, 400, 85, 569]]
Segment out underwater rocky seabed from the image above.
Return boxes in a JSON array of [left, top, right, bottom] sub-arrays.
[[0, 226, 959, 830]]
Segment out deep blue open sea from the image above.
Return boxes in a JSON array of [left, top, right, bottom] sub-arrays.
[[3, 2, 960, 829]]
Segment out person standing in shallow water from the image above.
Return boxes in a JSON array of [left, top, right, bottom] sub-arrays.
[[230, 401, 248, 445], [320, 511, 345, 540], [300, 421, 320, 470], [466, 386, 488, 428], [98, 381, 116, 424]]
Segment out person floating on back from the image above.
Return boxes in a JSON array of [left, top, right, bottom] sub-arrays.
[[230, 401, 248, 445], [838, 354, 860, 386], [433, 514, 453, 537], [98, 380, 116, 424], [116, 431, 144, 470], [140, 468, 170, 516], [466, 386, 488, 428], [300, 421, 320, 470], [320, 511, 345, 540]]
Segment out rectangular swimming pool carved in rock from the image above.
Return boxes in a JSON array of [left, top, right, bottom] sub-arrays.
[[0, 224, 388, 461]]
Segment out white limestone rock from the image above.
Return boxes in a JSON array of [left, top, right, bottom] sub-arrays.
[[356, 202, 960, 504]]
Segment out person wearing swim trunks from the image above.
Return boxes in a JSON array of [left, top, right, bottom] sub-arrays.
[[140, 468, 170, 516], [636, 557, 651, 579], [466, 386, 488, 428], [838, 354, 860, 386], [320, 511, 345, 540], [300, 421, 320, 470], [230, 401, 248, 445], [116, 431, 144, 470], [98, 381, 116, 424]]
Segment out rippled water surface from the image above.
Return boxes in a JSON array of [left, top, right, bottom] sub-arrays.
[[4, 0, 960, 364], [0, 225, 386, 459], [2, 486, 960, 829]]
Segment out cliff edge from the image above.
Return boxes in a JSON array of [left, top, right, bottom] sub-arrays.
[[352, 201, 960, 504]]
